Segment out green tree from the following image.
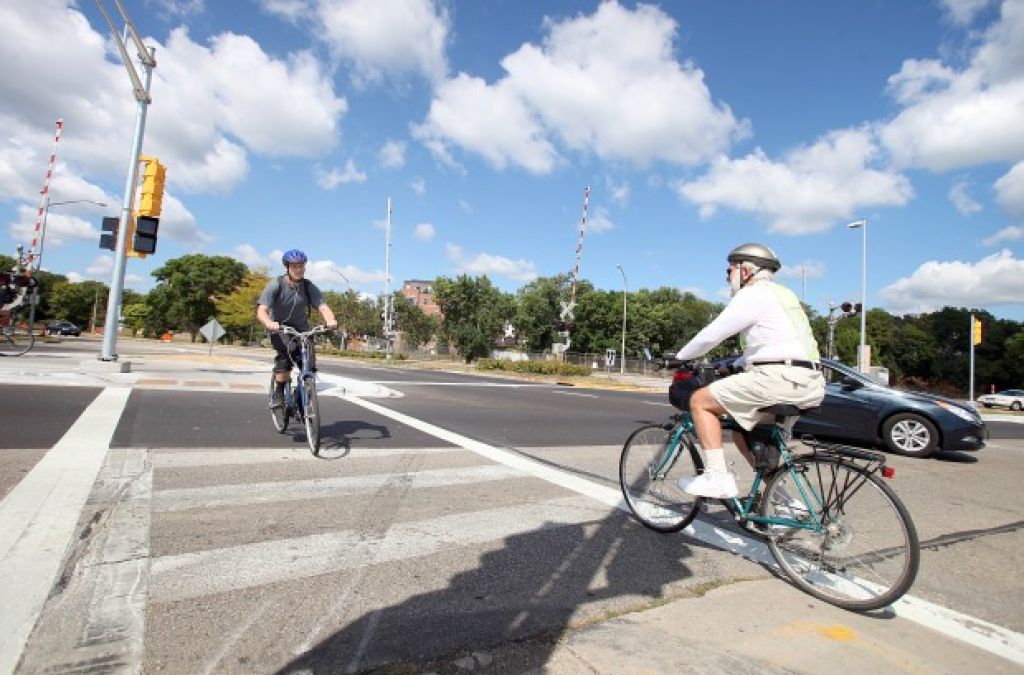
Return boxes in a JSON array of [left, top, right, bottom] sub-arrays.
[[434, 274, 513, 363], [48, 280, 108, 328], [322, 290, 381, 338], [148, 254, 247, 340], [121, 303, 149, 336], [513, 274, 571, 351], [393, 293, 438, 349], [213, 268, 271, 342]]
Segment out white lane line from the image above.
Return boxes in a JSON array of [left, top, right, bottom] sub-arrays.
[[341, 394, 1024, 668], [151, 446, 462, 468], [551, 391, 600, 399], [149, 495, 605, 602], [153, 464, 524, 512], [0, 387, 131, 675], [359, 381, 556, 387]]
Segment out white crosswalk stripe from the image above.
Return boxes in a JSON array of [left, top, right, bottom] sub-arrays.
[[150, 494, 605, 603], [153, 463, 524, 512]]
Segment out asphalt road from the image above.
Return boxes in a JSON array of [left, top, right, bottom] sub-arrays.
[[3, 338, 1023, 673]]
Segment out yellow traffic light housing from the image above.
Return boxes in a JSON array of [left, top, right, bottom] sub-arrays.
[[138, 155, 166, 217], [973, 318, 982, 345]]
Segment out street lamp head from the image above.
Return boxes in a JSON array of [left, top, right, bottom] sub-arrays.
[[847, 219, 866, 229]]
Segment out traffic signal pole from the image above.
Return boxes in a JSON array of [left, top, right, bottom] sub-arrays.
[[101, 47, 153, 361], [94, 0, 156, 362]]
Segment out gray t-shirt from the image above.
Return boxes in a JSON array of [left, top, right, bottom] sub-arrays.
[[258, 276, 323, 331]]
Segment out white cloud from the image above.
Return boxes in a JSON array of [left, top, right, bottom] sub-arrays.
[[995, 160, 1024, 216], [410, 177, 426, 195], [65, 271, 86, 283], [414, 74, 558, 173], [414, 222, 435, 240], [8, 204, 98, 247], [880, 249, 1024, 313], [151, 0, 206, 18], [982, 225, 1024, 245], [315, 0, 449, 86], [379, 140, 406, 169], [0, 1, 347, 205], [941, 0, 993, 25], [446, 243, 538, 282], [414, 1, 747, 174], [880, 1, 1024, 171], [259, 0, 310, 22], [778, 260, 827, 280], [233, 243, 276, 269], [949, 179, 983, 215], [605, 176, 630, 205], [587, 206, 614, 233], [677, 128, 913, 234], [305, 259, 385, 288], [86, 254, 113, 276], [316, 160, 367, 189]]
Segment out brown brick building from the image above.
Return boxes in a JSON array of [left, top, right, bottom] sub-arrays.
[[401, 279, 442, 316]]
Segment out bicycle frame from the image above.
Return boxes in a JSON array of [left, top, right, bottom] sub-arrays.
[[278, 325, 326, 415], [661, 411, 827, 532]]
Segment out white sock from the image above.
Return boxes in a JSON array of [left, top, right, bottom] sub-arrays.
[[704, 448, 727, 474]]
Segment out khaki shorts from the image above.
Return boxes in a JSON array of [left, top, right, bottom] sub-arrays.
[[708, 364, 825, 431]]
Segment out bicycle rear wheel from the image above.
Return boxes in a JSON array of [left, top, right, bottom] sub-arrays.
[[0, 311, 34, 356], [269, 375, 289, 433], [763, 456, 920, 611], [302, 376, 320, 455], [619, 424, 704, 533]]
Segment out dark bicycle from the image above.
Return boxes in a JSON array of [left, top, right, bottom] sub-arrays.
[[269, 324, 330, 455], [619, 358, 920, 611]]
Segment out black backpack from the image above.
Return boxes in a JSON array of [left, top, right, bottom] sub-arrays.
[[271, 275, 313, 319]]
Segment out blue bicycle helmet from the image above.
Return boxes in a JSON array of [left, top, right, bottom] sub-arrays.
[[281, 249, 308, 265]]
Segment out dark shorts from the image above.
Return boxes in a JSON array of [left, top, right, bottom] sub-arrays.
[[270, 332, 312, 373]]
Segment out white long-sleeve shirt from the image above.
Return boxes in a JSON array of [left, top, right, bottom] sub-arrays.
[[676, 281, 819, 367]]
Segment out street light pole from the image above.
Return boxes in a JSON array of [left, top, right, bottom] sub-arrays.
[[616, 264, 627, 375], [848, 219, 868, 372]]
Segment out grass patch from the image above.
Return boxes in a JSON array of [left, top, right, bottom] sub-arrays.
[[475, 358, 591, 377], [319, 347, 406, 361]]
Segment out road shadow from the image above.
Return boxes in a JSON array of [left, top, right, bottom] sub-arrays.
[[931, 450, 980, 464], [282, 420, 392, 458], [274, 507, 698, 674]]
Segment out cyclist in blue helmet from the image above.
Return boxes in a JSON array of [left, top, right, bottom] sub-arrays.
[[256, 248, 338, 407]]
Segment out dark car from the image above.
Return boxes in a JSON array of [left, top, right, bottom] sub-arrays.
[[46, 320, 81, 336], [792, 359, 986, 458]]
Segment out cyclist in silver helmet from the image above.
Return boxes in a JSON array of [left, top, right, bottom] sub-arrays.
[[257, 248, 338, 408], [674, 243, 825, 498]]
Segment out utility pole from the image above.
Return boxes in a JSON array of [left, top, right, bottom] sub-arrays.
[[95, 0, 156, 364], [384, 197, 393, 359]]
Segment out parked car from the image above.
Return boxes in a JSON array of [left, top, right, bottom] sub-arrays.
[[977, 389, 1024, 411], [792, 359, 986, 458], [46, 320, 81, 336]]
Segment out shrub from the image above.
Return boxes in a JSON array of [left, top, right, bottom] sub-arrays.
[[476, 358, 590, 377]]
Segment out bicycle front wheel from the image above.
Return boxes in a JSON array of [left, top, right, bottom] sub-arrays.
[[302, 376, 321, 455], [269, 375, 289, 433], [619, 424, 704, 533], [0, 312, 34, 356], [763, 456, 920, 611]]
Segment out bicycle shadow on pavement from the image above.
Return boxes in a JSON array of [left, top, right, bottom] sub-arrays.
[[273, 507, 708, 674], [312, 420, 392, 458]]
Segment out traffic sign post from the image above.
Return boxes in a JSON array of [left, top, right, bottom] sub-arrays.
[[200, 318, 226, 355]]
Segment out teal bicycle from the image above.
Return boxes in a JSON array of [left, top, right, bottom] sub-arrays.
[[619, 360, 920, 611]]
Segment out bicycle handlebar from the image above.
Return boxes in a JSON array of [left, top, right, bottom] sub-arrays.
[[276, 324, 332, 337]]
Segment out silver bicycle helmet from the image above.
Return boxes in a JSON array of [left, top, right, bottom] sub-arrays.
[[727, 243, 782, 272]]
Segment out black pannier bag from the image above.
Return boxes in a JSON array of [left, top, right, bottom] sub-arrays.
[[667, 365, 718, 410]]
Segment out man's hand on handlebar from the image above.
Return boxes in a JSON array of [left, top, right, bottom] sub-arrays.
[[266, 320, 281, 332]]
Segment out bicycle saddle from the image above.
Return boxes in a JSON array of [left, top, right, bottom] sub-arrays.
[[757, 403, 818, 417]]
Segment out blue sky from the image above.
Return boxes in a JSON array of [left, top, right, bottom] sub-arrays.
[[2, 0, 1022, 320]]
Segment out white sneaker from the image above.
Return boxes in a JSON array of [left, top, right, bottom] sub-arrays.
[[677, 470, 738, 498]]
